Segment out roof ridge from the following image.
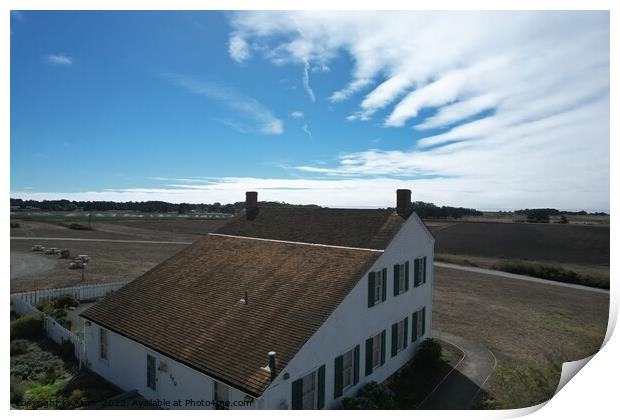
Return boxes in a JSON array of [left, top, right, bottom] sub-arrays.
[[208, 233, 385, 252]]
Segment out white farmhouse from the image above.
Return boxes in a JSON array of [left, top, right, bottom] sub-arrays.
[[80, 189, 434, 409]]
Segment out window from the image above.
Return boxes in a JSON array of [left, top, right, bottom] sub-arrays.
[[365, 331, 385, 376], [374, 271, 383, 304], [397, 320, 405, 351], [391, 317, 409, 357], [334, 346, 359, 398], [368, 268, 387, 307], [214, 381, 231, 410], [99, 328, 108, 361], [292, 366, 325, 409], [372, 334, 382, 369], [412, 307, 426, 342], [414, 257, 427, 287], [393, 262, 409, 295], [146, 354, 156, 390], [301, 371, 317, 409]]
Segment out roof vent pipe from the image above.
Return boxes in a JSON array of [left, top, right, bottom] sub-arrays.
[[396, 189, 412, 217], [245, 191, 258, 219], [268, 351, 277, 381]]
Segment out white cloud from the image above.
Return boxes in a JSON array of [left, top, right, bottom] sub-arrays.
[[168, 74, 283, 135], [302, 124, 312, 138], [228, 35, 250, 62], [227, 11, 609, 210], [291, 111, 304, 118], [302, 61, 315, 103], [46, 54, 73, 65]]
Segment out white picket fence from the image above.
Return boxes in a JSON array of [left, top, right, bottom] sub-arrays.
[[11, 280, 130, 306], [11, 280, 130, 366]]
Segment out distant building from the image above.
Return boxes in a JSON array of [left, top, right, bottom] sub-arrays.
[[81, 189, 434, 409]]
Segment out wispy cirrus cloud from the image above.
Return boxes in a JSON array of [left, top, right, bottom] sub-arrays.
[[46, 53, 73, 65], [226, 11, 609, 210], [291, 111, 304, 119], [168, 74, 283, 135]]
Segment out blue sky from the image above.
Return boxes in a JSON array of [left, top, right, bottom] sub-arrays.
[[10, 11, 610, 210]]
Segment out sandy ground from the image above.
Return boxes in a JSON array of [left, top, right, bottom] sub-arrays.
[[10, 251, 59, 280]]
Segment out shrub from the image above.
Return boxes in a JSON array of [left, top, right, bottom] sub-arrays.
[[11, 314, 43, 340], [414, 338, 443, 370], [11, 339, 31, 356], [10, 377, 28, 406], [52, 294, 79, 310], [493, 260, 609, 289], [340, 381, 396, 409], [55, 340, 75, 361], [11, 348, 65, 382]]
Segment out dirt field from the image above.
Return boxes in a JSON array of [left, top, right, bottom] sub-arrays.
[[430, 222, 609, 266]]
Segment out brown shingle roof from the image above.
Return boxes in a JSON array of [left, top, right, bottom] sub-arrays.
[[215, 207, 406, 249], [81, 234, 382, 396]]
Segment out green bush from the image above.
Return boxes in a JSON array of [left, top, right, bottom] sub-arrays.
[[11, 348, 65, 382], [55, 340, 75, 361], [10, 377, 29, 406], [340, 381, 396, 409], [11, 314, 43, 340], [415, 338, 443, 370], [493, 260, 609, 289], [11, 339, 31, 356], [52, 294, 79, 309]]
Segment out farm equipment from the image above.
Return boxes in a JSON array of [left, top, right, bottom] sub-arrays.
[[31, 245, 45, 252], [60, 249, 71, 259], [76, 254, 91, 262], [45, 247, 60, 255]]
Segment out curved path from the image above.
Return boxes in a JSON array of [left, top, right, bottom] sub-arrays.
[[418, 331, 497, 410]]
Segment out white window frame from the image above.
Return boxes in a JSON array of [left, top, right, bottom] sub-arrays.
[[373, 270, 384, 304], [397, 262, 407, 294], [214, 381, 231, 410], [417, 308, 425, 339], [416, 257, 426, 286], [371, 332, 382, 369], [301, 370, 318, 410], [342, 348, 354, 391], [99, 328, 109, 361], [396, 319, 406, 352]]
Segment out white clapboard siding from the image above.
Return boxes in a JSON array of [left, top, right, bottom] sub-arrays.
[[11, 280, 130, 306]]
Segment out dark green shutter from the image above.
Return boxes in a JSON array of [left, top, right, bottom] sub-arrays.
[[414, 258, 420, 287], [412, 311, 418, 342], [292, 378, 303, 409], [380, 330, 386, 365], [365, 338, 373, 376], [421, 308, 426, 336], [393, 264, 400, 295], [391, 323, 398, 357], [404, 317, 409, 348], [405, 261, 410, 291], [334, 355, 344, 398], [368, 272, 375, 308], [317, 365, 325, 409], [381, 268, 387, 301], [353, 345, 360, 385], [423, 256, 427, 284]]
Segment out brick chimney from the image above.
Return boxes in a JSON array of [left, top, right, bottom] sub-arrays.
[[396, 189, 412, 217], [245, 191, 258, 219]]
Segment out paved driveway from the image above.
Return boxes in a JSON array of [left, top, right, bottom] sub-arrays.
[[418, 331, 497, 409]]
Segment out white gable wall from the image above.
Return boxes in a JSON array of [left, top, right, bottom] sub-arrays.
[[258, 213, 434, 409]]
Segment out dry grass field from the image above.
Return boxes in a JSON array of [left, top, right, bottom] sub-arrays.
[[433, 266, 608, 408]]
